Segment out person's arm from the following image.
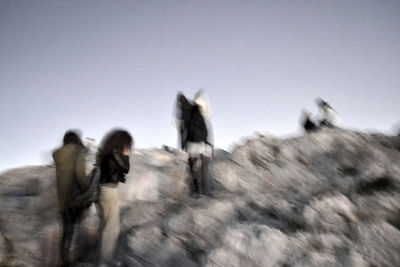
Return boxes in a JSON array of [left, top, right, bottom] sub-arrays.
[[74, 148, 88, 190], [111, 149, 130, 174]]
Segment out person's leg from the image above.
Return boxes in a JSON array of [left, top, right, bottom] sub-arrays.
[[327, 122, 334, 128], [189, 156, 202, 195], [60, 212, 74, 266], [320, 119, 328, 127], [98, 186, 120, 264], [180, 128, 185, 150], [200, 155, 210, 195]]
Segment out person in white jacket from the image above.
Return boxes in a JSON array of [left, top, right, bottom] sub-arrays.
[[184, 90, 213, 196], [316, 98, 340, 128]]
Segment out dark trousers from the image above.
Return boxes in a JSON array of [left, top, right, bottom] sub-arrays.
[[320, 119, 334, 128], [60, 211, 76, 266], [189, 155, 210, 195]]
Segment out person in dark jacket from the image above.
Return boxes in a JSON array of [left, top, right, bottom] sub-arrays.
[[96, 129, 132, 265], [175, 92, 193, 150], [300, 110, 318, 133], [184, 90, 213, 196], [53, 130, 88, 267]]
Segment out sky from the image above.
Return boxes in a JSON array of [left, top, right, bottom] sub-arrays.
[[0, 0, 399, 172]]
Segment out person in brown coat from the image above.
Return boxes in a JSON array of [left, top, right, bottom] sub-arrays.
[[53, 130, 88, 266]]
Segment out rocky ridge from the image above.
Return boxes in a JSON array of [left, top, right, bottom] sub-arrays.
[[1, 128, 400, 266]]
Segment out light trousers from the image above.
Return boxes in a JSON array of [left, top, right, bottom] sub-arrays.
[[98, 185, 120, 263]]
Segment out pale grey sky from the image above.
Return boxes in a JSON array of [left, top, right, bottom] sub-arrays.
[[1, 0, 399, 171]]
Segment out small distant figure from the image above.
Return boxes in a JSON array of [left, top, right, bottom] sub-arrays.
[[183, 90, 213, 197], [53, 130, 88, 267], [96, 129, 133, 265], [316, 98, 339, 128], [175, 92, 193, 150], [300, 109, 318, 133]]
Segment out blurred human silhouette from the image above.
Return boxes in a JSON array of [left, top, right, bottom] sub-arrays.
[[174, 92, 193, 150], [316, 98, 340, 128], [96, 129, 133, 266], [52, 130, 88, 267], [300, 109, 318, 133], [184, 90, 213, 197]]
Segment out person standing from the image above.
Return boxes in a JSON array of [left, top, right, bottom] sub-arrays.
[[316, 98, 340, 128], [300, 109, 318, 133], [96, 129, 132, 266], [53, 130, 88, 267], [184, 90, 213, 196]]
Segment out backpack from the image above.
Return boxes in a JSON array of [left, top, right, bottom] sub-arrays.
[[71, 166, 100, 209], [186, 105, 208, 143], [67, 156, 101, 218]]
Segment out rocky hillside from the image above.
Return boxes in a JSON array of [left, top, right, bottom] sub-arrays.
[[1, 128, 400, 266]]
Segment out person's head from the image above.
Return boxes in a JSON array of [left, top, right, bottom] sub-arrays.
[[177, 92, 184, 101], [315, 97, 331, 109], [63, 130, 83, 147], [194, 89, 205, 100], [301, 109, 312, 119], [315, 97, 324, 107], [98, 129, 133, 159], [177, 92, 190, 105], [194, 89, 211, 120]]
